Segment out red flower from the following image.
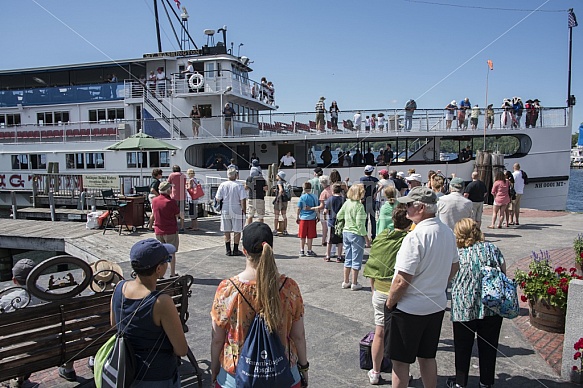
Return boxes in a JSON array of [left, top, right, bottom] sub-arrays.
[[520, 281, 526, 288], [575, 351, 582, 360], [555, 267, 564, 273], [528, 271, 533, 276], [521, 295, 528, 302], [544, 281, 549, 285], [580, 251, 583, 258], [547, 286, 557, 295], [561, 285, 569, 293], [571, 267, 577, 273], [560, 277, 569, 284], [574, 365, 580, 371]]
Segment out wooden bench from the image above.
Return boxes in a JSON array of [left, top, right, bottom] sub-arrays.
[[0, 257, 202, 387]]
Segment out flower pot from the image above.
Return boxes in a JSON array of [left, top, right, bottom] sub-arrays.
[[528, 298, 566, 333]]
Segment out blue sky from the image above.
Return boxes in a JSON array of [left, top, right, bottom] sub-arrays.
[[2, 0, 582, 133]]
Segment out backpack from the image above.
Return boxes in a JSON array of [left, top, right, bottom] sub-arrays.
[[281, 182, 293, 202], [94, 281, 137, 388], [521, 170, 529, 184], [229, 279, 295, 388]]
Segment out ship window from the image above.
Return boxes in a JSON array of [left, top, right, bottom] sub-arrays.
[[86, 153, 105, 169], [126, 152, 147, 168], [6, 114, 21, 126], [198, 104, 212, 118], [11, 155, 28, 169], [30, 154, 47, 170], [149, 151, 170, 167], [205, 63, 215, 79]]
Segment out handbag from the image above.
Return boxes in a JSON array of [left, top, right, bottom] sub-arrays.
[[360, 331, 392, 372], [188, 183, 204, 200], [481, 253, 519, 319]]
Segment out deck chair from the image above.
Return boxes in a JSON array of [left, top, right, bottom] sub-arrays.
[[101, 189, 131, 235], [134, 185, 151, 226]]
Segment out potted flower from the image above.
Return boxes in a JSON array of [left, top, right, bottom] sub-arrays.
[[574, 233, 583, 272], [572, 337, 583, 383], [515, 250, 582, 333]]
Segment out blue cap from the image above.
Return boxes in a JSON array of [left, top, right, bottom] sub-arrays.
[[130, 238, 176, 269]]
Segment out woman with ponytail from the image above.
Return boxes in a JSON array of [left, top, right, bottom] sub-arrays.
[[210, 222, 308, 388]]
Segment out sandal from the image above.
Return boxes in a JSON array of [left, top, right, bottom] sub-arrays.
[[324, 256, 332, 262], [487, 225, 495, 229]]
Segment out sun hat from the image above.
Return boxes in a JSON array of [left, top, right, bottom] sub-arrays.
[[158, 181, 172, 192], [405, 173, 422, 182], [397, 186, 438, 205], [277, 170, 286, 180], [227, 167, 238, 177], [319, 96, 325, 100], [12, 259, 36, 284], [130, 238, 176, 270], [451, 100, 456, 105], [364, 165, 375, 174], [242, 222, 274, 254], [88, 260, 124, 291]]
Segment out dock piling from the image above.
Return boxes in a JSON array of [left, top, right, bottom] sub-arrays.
[[48, 192, 56, 222], [11, 191, 17, 220]]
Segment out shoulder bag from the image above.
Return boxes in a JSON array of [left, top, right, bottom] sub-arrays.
[[480, 245, 519, 319]]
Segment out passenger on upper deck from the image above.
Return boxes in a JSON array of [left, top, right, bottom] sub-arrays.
[[156, 67, 167, 97], [405, 99, 417, 131], [315, 97, 327, 132], [445, 100, 457, 130], [330, 101, 340, 131]]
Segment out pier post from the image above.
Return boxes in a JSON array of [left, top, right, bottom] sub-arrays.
[[48, 191, 56, 222], [78, 192, 86, 211], [32, 176, 38, 208], [11, 191, 17, 220]]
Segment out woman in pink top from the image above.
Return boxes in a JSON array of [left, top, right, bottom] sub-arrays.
[[488, 171, 510, 229]]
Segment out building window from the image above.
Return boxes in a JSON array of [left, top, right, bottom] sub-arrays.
[[89, 108, 124, 122], [36, 111, 69, 126]]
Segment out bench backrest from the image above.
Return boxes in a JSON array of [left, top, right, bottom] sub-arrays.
[[0, 275, 193, 380]]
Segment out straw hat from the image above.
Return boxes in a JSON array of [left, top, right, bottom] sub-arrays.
[[88, 260, 124, 291]]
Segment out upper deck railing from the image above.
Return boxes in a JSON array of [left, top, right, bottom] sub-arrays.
[[0, 107, 569, 144]]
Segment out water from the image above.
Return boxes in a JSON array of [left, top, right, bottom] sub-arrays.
[[567, 168, 583, 212]]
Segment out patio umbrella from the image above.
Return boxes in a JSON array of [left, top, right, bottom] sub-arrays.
[[106, 132, 178, 183]]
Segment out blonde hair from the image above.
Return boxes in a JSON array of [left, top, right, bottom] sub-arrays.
[[454, 218, 484, 248], [249, 243, 282, 333], [187, 168, 195, 175], [384, 186, 398, 204], [346, 183, 364, 201]]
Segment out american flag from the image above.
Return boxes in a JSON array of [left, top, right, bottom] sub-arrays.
[[569, 9, 578, 28]]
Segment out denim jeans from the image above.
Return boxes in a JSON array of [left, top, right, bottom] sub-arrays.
[[343, 232, 365, 270]]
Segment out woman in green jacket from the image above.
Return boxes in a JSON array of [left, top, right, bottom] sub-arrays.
[[336, 184, 370, 291]]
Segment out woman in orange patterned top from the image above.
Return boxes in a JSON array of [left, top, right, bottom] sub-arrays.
[[210, 222, 308, 388]]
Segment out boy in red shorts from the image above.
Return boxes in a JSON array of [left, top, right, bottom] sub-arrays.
[[296, 181, 319, 257]]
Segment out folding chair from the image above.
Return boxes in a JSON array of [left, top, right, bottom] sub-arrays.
[[101, 189, 132, 234], [134, 185, 151, 227]]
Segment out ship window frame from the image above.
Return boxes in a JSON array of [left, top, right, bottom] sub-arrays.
[[126, 151, 147, 168], [65, 152, 105, 170], [148, 151, 170, 168], [10, 153, 46, 170]]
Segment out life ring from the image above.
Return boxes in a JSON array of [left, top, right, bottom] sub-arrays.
[[188, 73, 204, 89]]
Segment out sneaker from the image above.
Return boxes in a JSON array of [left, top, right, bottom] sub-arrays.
[[225, 250, 232, 256], [336, 256, 345, 263], [368, 369, 380, 385], [88, 355, 95, 373], [273, 229, 279, 235], [283, 230, 289, 236], [351, 283, 363, 291], [446, 377, 464, 388], [341, 282, 351, 289], [306, 250, 317, 257], [299, 251, 306, 257], [231, 250, 243, 256], [9, 378, 24, 388], [58, 367, 77, 382]]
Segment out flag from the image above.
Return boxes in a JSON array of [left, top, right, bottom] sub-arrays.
[[487, 60, 493, 71], [569, 8, 578, 28], [174, 0, 181, 9]]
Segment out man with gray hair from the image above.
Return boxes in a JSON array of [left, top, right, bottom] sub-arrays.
[[385, 186, 459, 388], [437, 177, 473, 230], [216, 167, 247, 256]]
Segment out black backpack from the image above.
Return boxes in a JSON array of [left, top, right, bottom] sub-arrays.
[[229, 279, 295, 388], [521, 170, 529, 184]]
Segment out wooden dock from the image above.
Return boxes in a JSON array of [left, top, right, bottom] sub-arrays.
[[0, 217, 224, 264]]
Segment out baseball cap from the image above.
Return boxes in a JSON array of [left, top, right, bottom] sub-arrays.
[[277, 170, 286, 180], [314, 167, 323, 176], [364, 165, 375, 174], [130, 238, 176, 270], [405, 173, 422, 182], [242, 222, 274, 254], [227, 167, 238, 177], [450, 177, 465, 189], [397, 186, 438, 205], [158, 181, 172, 192], [251, 159, 260, 167], [397, 171, 405, 178], [12, 259, 36, 283], [379, 169, 389, 178]]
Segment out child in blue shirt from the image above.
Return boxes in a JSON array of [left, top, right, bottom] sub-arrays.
[[296, 181, 319, 257]]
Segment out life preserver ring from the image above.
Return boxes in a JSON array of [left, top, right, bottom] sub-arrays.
[[188, 73, 204, 89]]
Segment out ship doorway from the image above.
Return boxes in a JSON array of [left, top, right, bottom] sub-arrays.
[[236, 145, 250, 169]]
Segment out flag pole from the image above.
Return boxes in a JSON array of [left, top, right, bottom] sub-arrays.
[[484, 60, 493, 151], [568, 9, 574, 107]]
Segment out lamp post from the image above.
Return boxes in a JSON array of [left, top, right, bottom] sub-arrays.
[[238, 43, 244, 57]]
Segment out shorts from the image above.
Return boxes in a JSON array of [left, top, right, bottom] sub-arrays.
[[388, 308, 444, 363], [176, 200, 185, 219], [298, 219, 317, 239], [372, 290, 389, 326], [220, 212, 245, 233], [273, 200, 288, 211], [156, 233, 179, 252], [247, 199, 265, 219], [471, 202, 483, 223], [470, 118, 478, 126], [315, 113, 325, 126], [224, 120, 232, 130]]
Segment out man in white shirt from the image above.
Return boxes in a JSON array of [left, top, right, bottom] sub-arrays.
[[215, 167, 247, 256], [437, 177, 473, 230], [385, 187, 459, 388], [156, 67, 166, 97], [512, 162, 526, 225], [353, 111, 362, 131], [279, 151, 296, 169]]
